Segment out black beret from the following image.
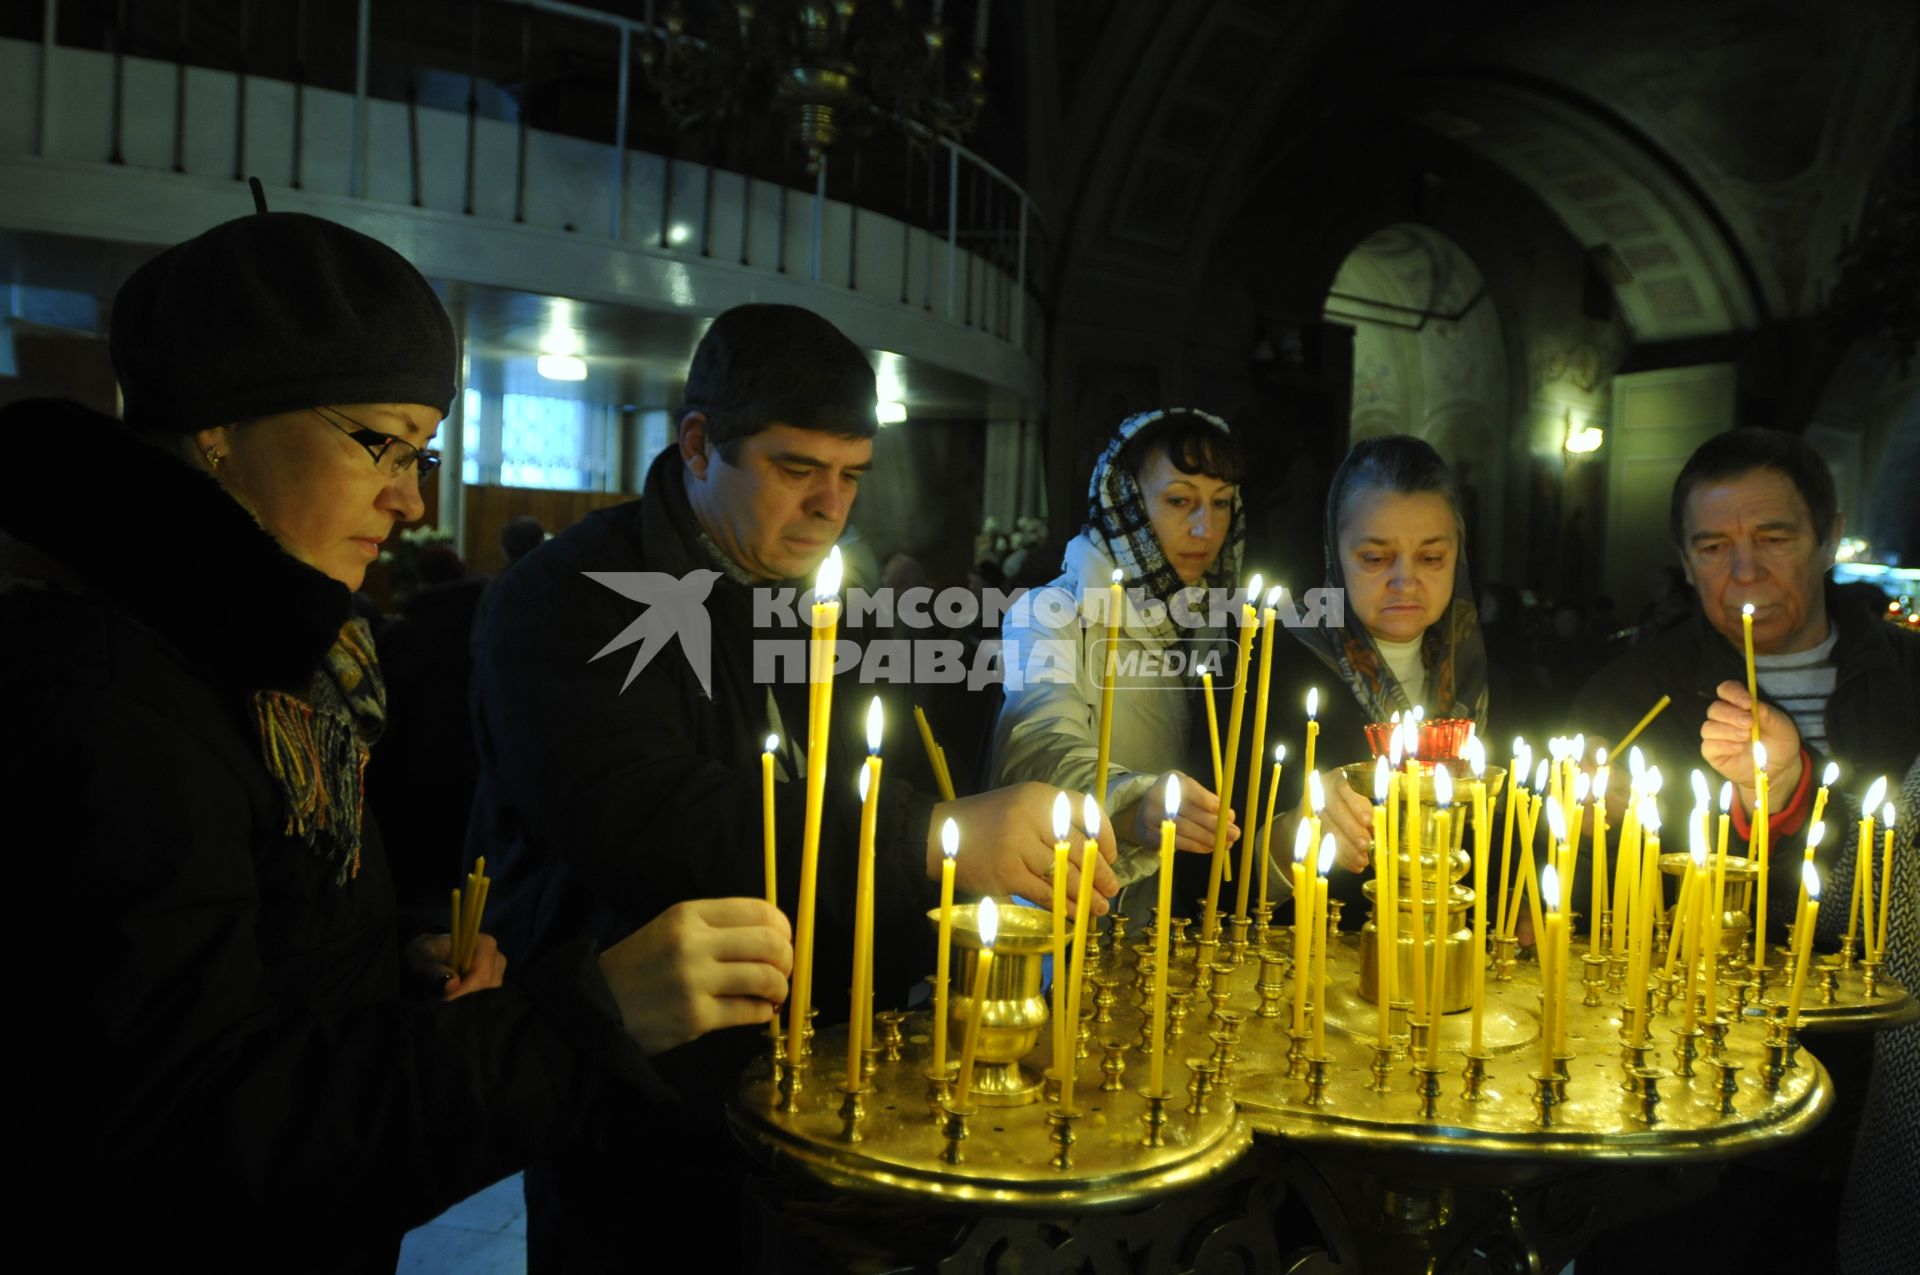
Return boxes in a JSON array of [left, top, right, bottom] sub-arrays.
[[110, 212, 456, 433]]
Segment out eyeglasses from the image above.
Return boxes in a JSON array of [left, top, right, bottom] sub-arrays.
[[313, 406, 442, 479]]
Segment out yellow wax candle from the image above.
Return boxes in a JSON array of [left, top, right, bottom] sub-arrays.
[[1303, 687, 1321, 778], [1614, 694, 1672, 756], [1236, 589, 1282, 919], [1682, 825, 1708, 1033], [1541, 863, 1562, 1075], [1856, 781, 1884, 955], [1373, 758, 1393, 1048], [1406, 758, 1427, 1021], [1663, 855, 1696, 980], [848, 712, 883, 1092], [1429, 766, 1455, 1066], [1201, 671, 1224, 795], [1705, 785, 1731, 1016], [762, 735, 780, 910], [1496, 742, 1525, 940], [1631, 807, 1662, 1048], [1061, 794, 1101, 1113], [1809, 761, 1839, 829], [1792, 821, 1826, 951], [913, 705, 956, 802], [1050, 792, 1072, 1089], [1203, 577, 1260, 942], [1094, 569, 1123, 804], [953, 897, 999, 1106], [1875, 806, 1897, 962], [1753, 750, 1772, 968], [1466, 737, 1490, 1055], [1611, 785, 1641, 959], [1786, 864, 1822, 1027], [450, 887, 463, 972], [931, 820, 958, 1077], [1259, 745, 1286, 914], [1543, 803, 1571, 1046], [1741, 603, 1758, 742], [1312, 835, 1334, 1057], [1511, 764, 1547, 948], [1297, 817, 1313, 1036], [786, 546, 842, 1067], [1149, 776, 1179, 1095]]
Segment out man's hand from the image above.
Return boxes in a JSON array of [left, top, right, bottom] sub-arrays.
[[1701, 680, 1804, 806], [405, 932, 507, 1000], [597, 899, 793, 1057], [930, 782, 1122, 914], [1124, 770, 1239, 855]]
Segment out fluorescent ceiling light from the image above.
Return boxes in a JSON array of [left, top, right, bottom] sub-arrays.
[[537, 353, 588, 381], [877, 400, 908, 425]]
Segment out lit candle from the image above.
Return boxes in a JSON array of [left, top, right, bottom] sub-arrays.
[[913, 705, 956, 802], [1591, 759, 1610, 957], [932, 819, 959, 1077], [1312, 834, 1335, 1057], [1203, 576, 1260, 942], [1705, 782, 1732, 1015], [1291, 818, 1313, 1035], [1466, 737, 1490, 1055], [1682, 817, 1708, 1033], [1611, 752, 1646, 959], [1786, 864, 1822, 1028], [1150, 775, 1179, 1094], [1741, 603, 1758, 742], [1630, 799, 1662, 1049], [787, 546, 842, 1067], [762, 734, 780, 910], [1792, 822, 1826, 945], [1061, 795, 1101, 1113], [1496, 740, 1525, 940], [1850, 776, 1888, 954], [1512, 760, 1548, 949], [1810, 760, 1839, 830], [953, 896, 999, 1106], [1406, 749, 1427, 1021], [1258, 744, 1286, 914], [1050, 791, 1072, 1091], [1304, 686, 1321, 777], [848, 703, 884, 1092], [1237, 585, 1283, 919], [1201, 670, 1224, 795], [1373, 756, 1394, 1048], [1429, 765, 1454, 1067], [1663, 832, 1697, 980], [1541, 862, 1562, 1077], [1875, 803, 1897, 962], [1752, 741, 1771, 967], [1094, 569, 1123, 807]]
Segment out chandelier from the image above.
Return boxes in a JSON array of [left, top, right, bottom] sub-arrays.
[[638, 1, 991, 171]]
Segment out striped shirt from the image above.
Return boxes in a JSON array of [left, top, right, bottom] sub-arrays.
[[1753, 625, 1839, 756]]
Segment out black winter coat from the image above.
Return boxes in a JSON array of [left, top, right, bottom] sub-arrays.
[[0, 399, 663, 1272]]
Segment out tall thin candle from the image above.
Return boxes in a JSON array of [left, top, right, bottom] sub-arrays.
[[1373, 756, 1393, 1048], [1061, 795, 1101, 1113], [1237, 586, 1283, 919], [1682, 821, 1708, 1033], [1466, 737, 1491, 1055], [848, 704, 884, 1091], [1094, 569, 1123, 805], [1875, 805, 1898, 962], [1429, 765, 1454, 1066], [787, 546, 842, 1068], [1050, 791, 1072, 1091], [1312, 835, 1335, 1057], [1751, 741, 1771, 968], [1258, 745, 1286, 913], [1203, 577, 1260, 942], [953, 897, 999, 1105], [1540, 863, 1562, 1077], [1150, 775, 1179, 1094], [762, 734, 780, 910], [931, 820, 959, 1078], [1291, 818, 1313, 1035], [1786, 864, 1822, 1027], [1741, 603, 1758, 742]]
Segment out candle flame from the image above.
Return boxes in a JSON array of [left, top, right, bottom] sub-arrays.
[[1275, 743, 1287, 763], [1308, 769, 1325, 813], [1752, 740, 1767, 773], [1413, 705, 1426, 721], [1248, 573, 1263, 604], [1884, 803, 1896, 828], [942, 817, 959, 860], [978, 895, 999, 947], [1641, 799, 1662, 834], [1392, 710, 1402, 724], [765, 733, 779, 753], [1692, 769, 1710, 808], [1543, 864, 1562, 914], [1318, 833, 1336, 876], [1808, 820, 1825, 849], [1573, 771, 1591, 804], [1389, 721, 1405, 768], [1082, 793, 1100, 838], [1464, 734, 1486, 776], [1374, 755, 1391, 803], [1306, 687, 1319, 719], [1512, 735, 1526, 758], [1597, 747, 1609, 766], [1629, 746, 1646, 779], [1865, 775, 1889, 810], [1573, 733, 1586, 762], [858, 766, 870, 801], [1803, 862, 1821, 900], [1111, 568, 1123, 584], [1594, 766, 1610, 798], [1532, 759, 1549, 792], [816, 545, 843, 599], [866, 696, 884, 753], [1164, 773, 1181, 820], [1434, 764, 1454, 807], [1294, 816, 1313, 863], [1742, 602, 1755, 617], [1645, 766, 1664, 796], [1265, 583, 1284, 608], [1691, 818, 1707, 866], [1720, 781, 1733, 813], [1821, 761, 1840, 787], [1545, 798, 1566, 845], [1053, 791, 1072, 843]]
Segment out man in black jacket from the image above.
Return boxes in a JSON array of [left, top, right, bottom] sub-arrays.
[[468, 303, 1118, 1270]]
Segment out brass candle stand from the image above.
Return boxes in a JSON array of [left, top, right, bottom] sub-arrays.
[[1740, 944, 1915, 1031]]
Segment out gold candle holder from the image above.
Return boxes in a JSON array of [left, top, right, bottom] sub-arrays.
[[1628, 1067, 1665, 1124], [838, 1084, 868, 1142], [1702, 1016, 1731, 1063], [1186, 1058, 1219, 1115], [939, 1103, 973, 1163], [1092, 972, 1120, 1024], [1134, 955, 1158, 1006], [1041, 1070, 1063, 1106], [1133, 1015, 1155, 1056], [1108, 913, 1131, 947], [1862, 957, 1883, 999], [1818, 963, 1841, 1005], [923, 1063, 956, 1121], [1839, 931, 1857, 970], [1652, 969, 1679, 1016], [877, 1010, 906, 1062], [1140, 1089, 1171, 1146], [1491, 935, 1518, 982], [1287, 1027, 1310, 1079], [1193, 937, 1218, 977], [859, 1044, 880, 1082], [1168, 987, 1193, 1039], [803, 1006, 819, 1059], [1414, 1063, 1444, 1119], [940, 903, 1051, 1106], [1606, 953, 1629, 992], [1619, 1041, 1652, 1088], [1100, 1039, 1127, 1092], [1390, 999, 1414, 1060], [1256, 952, 1288, 1018], [1207, 962, 1236, 1019], [1532, 1071, 1561, 1126], [777, 1058, 804, 1113], [1671, 1025, 1704, 1078], [1408, 1017, 1431, 1068], [1369, 1042, 1396, 1092], [1228, 915, 1251, 966], [1760, 1037, 1791, 1095], [1250, 903, 1274, 953], [1550, 1054, 1573, 1097], [1461, 1051, 1491, 1101], [1046, 1106, 1079, 1171], [1582, 954, 1608, 1007], [1075, 1009, 1093, 1060], [1172, 916, 1193, 961], [1327, 898, 1347, 935], [1304, 1055, 1332, 1107], [1711, 1059, 1743, 1116]]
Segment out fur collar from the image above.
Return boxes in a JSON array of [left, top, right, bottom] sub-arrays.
[[0, 397, 349, 694]]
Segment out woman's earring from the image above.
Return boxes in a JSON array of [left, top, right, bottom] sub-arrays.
[[204, 449, 225, 470]]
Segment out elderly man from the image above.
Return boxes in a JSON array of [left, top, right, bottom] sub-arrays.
[[1575, 427, 1920, 870], [468, 303, 1117, 1270]]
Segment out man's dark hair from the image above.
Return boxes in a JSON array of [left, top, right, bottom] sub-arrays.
[[500, 514, 546, 564], [680, 304, 878, 464], [1116, 411, 1246, 485], [1329, 434, 1464, 538], [1669, 428, 1838, 548]]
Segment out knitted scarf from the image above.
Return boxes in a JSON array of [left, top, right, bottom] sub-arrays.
[[252, 618, 387, 884], [1083, 408, 1246, 640]]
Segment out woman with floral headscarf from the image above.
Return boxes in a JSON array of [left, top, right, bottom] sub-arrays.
[[1264, 434, 1490, 901], [988, 409, 1254, 896]]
